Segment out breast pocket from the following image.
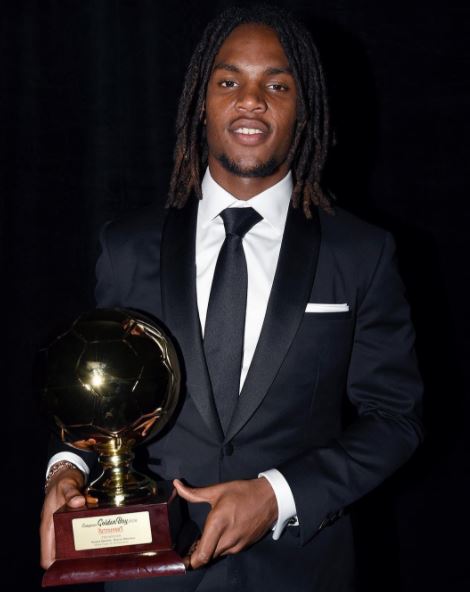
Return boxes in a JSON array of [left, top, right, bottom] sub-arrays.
[[287, 311, 354, 367], [299, 310, 355, 366]]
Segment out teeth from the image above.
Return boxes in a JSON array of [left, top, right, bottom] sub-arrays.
[[234, 127, 263, 135]]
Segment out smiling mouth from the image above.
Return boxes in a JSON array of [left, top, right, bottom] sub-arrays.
[[228, 119, 270, 146], [233, 127, 265, 135]]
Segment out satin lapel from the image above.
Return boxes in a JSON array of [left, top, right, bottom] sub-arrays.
[[161, 200, 224, 441], [225, 205, 321, 442]]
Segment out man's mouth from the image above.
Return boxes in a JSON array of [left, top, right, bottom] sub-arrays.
[[229, 118, 269, 133], [233, 127, 264, 136], [228, 119, 270, 145]]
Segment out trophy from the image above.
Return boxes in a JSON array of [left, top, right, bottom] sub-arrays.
[[40, 308, 188, 586]]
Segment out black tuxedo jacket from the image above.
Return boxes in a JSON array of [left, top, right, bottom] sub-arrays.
[[67, 198, 423, 592]]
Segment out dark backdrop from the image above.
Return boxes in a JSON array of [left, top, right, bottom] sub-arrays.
[[2, 1, 469, 590]]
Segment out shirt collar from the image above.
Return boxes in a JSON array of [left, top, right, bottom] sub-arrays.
[[199, 167, 292, 236]]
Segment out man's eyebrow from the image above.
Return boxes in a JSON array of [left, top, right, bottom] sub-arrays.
[[264, 66, 293, 75], [212, 62, 240, 73], [212, 63, 293, 75]]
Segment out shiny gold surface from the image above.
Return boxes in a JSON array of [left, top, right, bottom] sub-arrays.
[[41, 309, 180, 505]]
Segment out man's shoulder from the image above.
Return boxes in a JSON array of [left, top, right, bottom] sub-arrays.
[[319, 205, 391, 253], [317, 205, 396, 283]]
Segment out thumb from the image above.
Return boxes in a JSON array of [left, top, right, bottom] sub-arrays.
[[173, 479, 214, 505], [61, 481, 86, 509]]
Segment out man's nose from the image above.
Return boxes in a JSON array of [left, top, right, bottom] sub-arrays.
[[235, 84, 267, 112]]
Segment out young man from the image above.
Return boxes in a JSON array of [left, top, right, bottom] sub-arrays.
[[40, 6, 423, 591]]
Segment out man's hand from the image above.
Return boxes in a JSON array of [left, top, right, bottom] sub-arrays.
[[39, 468, 87, 569], [173, 477, 278, 570]]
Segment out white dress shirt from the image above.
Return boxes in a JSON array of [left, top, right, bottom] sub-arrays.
[[47, 167, 298, 540], [197, 168, 297, 539]]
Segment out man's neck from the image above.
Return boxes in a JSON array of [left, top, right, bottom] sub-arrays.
[[207, 159, 290, 200]]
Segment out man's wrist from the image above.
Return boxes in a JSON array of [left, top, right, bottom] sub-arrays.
[[46, 452, 90, 480], [258, 469, 298, 540], [256, 475, 278, 526], [44, 460, 83, 494]]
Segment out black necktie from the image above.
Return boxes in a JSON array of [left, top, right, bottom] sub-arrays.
[[204, 207, 263, 433]]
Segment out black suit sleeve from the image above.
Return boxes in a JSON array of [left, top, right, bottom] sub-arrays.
[[279, 232, 424, 545]]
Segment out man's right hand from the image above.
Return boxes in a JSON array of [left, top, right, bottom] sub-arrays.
[[39, 468, 86, 569]]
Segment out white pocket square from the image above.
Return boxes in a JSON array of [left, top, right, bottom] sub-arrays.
[[305, 303, 349, 313]]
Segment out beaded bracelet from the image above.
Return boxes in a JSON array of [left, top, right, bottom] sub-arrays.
[[44, 460, 80, 494]]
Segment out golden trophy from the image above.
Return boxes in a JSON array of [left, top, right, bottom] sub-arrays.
[[41, 308, 187, 586]]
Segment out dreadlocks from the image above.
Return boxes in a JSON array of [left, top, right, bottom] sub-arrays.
[[167, 5, 334, 218]]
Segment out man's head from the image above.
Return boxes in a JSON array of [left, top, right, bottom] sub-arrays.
[[168, 5, 333, 217], [205, 22, 298, 197]]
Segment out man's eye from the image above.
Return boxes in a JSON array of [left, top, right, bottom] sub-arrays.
[[220, 80, 238, 88], [268, 83, 288, 92]]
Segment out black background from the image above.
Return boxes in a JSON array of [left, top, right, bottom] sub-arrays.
[[2, 1, 469, 590]]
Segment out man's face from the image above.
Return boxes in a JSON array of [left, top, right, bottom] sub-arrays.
[[205, 23, 297, 190]]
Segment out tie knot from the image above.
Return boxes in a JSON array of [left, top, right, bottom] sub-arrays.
[[220, 207, 263, 239]]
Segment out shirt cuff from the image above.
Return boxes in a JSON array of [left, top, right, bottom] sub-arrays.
[[258, 468, 298, 540], [46, 452, 90, 481]]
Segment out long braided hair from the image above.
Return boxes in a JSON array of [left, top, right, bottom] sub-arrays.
[[167, 5, 334, 217]]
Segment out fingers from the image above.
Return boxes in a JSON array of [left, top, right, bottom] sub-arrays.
[[174, 480, 240, 568], [214, 536, 241, 558], [85, 493, 99, 505], [40, 470, 86, 570], [39, 506, 56, 569], [188, 513, 223, 569], [176, 479, 278, 570], [173, 479, 217, 505], [61, 480, 86, 509], [183, 538, 200, 570]]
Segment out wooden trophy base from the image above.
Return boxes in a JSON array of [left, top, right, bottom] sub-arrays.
[[43, 485, 192, 587]]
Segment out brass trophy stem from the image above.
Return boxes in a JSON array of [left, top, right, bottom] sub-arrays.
[[87, 438, 157, 506]]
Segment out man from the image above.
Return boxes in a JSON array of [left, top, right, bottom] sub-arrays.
[[40, 6, 423, 591]]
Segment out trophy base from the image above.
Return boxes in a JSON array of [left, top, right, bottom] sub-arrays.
[[42, 483, 195, 587], [42, 549, 185, 586]]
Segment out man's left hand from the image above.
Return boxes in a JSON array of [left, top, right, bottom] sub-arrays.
[[173, 477, 278, 569]]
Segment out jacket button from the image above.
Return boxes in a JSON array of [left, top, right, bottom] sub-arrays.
[[223, 443, 234, 456]]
